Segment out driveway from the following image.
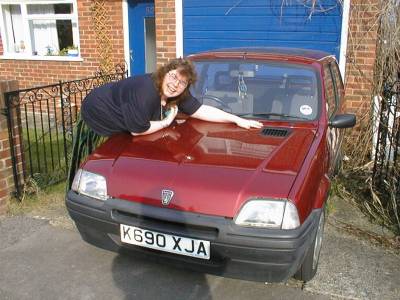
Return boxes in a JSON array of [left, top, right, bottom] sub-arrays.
[[0, 197, 399, 300]]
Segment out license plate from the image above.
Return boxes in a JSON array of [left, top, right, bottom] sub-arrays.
[[120, 224, 210, 260]]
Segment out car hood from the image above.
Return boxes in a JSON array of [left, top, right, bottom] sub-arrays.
[[86, 119, 316, 218]]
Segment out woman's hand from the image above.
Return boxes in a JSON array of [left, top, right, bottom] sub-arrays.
[[162, 105, 178, 127], [235, 118, 263, 129], [132, 105, 179, 136], [192, 105, 263, 130]]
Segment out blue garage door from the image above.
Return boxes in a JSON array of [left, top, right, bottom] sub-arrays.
[[183, 0, 342, 58]]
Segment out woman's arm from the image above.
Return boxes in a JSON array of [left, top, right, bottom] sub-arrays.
[[191, 105, 263, 129], [131, 106, 178, 136]]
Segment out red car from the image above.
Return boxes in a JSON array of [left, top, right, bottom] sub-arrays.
[[66, 48, 356, 282]]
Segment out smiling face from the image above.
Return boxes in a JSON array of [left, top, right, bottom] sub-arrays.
[[161, 69, 189, 99]]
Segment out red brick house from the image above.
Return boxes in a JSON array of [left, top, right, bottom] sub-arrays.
[[0, 0, 380, 212]]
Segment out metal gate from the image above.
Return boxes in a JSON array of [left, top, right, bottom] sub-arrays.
[[3, 64, 127, 197], [372, 80, 400, 230], [373, 80, 400, 189]]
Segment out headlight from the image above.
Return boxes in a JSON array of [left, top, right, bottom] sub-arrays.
[[71, 169, 108, 201], [234, 199, 300, 229]]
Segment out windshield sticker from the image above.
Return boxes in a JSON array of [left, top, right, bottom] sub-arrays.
[[300, 105, 313, 116]]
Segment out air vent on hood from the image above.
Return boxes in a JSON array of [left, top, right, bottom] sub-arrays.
[[261, 127, 290, 137]]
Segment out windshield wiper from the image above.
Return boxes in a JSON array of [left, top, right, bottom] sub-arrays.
[[238, 112, 311, 121]]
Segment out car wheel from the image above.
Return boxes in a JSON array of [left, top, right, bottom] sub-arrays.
[[294, 207, 325, 282]]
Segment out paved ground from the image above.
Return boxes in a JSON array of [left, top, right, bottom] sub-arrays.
[[0, 197, 399, 300]]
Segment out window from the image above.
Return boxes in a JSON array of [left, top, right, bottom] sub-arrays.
[[191, 60, 319, 120], [323, 63, 337, 119], [330, 62, 344, 110], [0, 1, 79, 59]]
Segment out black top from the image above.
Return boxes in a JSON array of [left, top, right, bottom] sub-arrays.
[[81, 74, 201, 136]]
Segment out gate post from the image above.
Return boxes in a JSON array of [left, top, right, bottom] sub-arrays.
[[0, 80, 19, 214]]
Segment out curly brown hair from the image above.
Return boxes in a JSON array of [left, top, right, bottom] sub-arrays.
[[152, 58, 197, 105]]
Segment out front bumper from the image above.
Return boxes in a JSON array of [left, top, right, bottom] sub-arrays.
[[66, 191, 321, 282]]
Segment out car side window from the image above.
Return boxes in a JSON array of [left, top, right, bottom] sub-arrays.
[[330, 62, 344, 110], [323, 63, 336, 119]]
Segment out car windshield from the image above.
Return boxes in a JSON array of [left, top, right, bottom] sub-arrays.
[[190, 60, 319, 121]]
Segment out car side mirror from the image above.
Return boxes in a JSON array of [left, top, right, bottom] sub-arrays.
[[328, 114, 356, 128]]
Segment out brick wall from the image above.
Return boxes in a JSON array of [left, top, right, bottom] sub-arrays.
[[155, 0, 176, 66], [0, 81, 19, 214], [344, 0, 380, 114], [0, 0, 125, 89]]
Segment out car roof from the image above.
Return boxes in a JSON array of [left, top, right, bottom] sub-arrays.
[[189, 47, 334, 62]]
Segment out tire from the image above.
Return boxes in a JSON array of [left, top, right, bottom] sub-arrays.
[[294, 208, 326, 282]]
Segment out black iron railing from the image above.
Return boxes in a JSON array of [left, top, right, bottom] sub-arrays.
[[373, 81, 400, 188], [3, 64, 127, 197], [372, 80, 400, 229]]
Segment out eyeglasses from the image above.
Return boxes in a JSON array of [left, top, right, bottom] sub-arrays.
[[167, 71, 188, 89]]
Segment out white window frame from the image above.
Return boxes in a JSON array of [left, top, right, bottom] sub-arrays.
[[0, 0, 82, 61]]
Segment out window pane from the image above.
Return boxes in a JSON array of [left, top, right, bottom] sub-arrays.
[[29, 19, 59, 55], [27, 4, 53, 15], [57, 20, 73, 50], [2, 4, 26, 53], [27, 4, 73, 15], [192, 60, 319, 120], [330, 63, 344, 106], [54, 4, 72, 14], [26, 4, 75, 56], [323, 64, 336, 118]]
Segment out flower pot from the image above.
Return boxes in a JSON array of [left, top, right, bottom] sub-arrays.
[[67, 49, 79, 57]]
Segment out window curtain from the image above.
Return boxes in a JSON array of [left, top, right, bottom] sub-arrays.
[[28, 5, 59, 56], [4, 5, 24, 53]]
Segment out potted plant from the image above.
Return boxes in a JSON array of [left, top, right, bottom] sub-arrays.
[[67, 46, 79, 57]]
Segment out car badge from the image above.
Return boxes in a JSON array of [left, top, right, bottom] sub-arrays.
[[161, 189, 174, 206]]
